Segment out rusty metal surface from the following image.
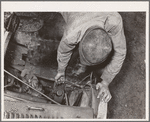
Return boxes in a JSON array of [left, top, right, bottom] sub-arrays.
[[5, 42, 27, 66], [17, 17, 43, 32], [4, 90, 51, 103], [4, 100, 93, 119]]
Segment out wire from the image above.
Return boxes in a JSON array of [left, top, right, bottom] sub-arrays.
[[79, 74, 90, 84], [90, 72, 93, 83]]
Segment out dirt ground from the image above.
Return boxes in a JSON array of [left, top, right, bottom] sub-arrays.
[[107, 12, 146, 119], [4, 12, 146, 119]]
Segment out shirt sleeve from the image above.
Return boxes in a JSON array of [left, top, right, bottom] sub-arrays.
[[57, 29, 81, 73], [101, 13, 127, 84]]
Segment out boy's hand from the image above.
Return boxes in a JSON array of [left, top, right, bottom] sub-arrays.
[[96, 81, 112, 103], [55, 72, 65, 84]]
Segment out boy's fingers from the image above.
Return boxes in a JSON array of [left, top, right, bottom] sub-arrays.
[[97, 89, 103, 98], [102, 92, 107, 102]]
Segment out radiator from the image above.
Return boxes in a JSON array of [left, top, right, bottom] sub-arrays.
[[4, 100, 93, 119]]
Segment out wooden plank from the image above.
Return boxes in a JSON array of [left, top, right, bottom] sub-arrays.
[[97, 101, 108, 119]]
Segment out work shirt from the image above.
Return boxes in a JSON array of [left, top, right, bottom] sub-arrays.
[[57, 12, 126, 84]]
